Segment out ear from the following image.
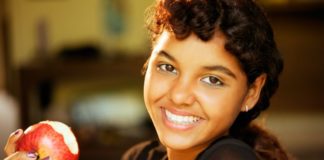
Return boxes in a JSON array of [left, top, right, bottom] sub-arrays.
[[241, 73, 267, 112]]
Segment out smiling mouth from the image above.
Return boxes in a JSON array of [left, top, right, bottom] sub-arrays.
[[165, 109, 201, 125]]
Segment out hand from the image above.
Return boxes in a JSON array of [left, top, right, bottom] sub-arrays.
[[4, 152, 38, 160], [3, 129, 37, 160]]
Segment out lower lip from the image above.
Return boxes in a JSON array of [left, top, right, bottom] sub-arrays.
[[161, 107, 201, 131]]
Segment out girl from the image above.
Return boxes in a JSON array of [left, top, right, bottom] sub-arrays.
[[4, 0, 290, 159], [122, 0, 290, 159]]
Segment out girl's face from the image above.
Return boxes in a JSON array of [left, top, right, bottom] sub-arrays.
[[144, 31, 253, 153]]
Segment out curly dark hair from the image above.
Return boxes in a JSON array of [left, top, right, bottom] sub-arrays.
[[145, 0, 290, 159]]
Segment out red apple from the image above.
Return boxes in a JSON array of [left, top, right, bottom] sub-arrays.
[[16, 120, 79, 160]]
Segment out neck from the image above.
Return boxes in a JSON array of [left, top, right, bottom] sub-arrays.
[[166, 146, 205, 160]]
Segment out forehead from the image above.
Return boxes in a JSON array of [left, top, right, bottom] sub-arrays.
[[153, 31, 226, 53], [153, 31, 229, 61]]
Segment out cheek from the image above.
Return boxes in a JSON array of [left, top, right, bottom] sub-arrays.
[[144, 70, 170, 106], [196, 88, 245, 120]]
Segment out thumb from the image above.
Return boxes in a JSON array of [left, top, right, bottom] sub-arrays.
[[4, 152, 38, 160], [4, 129, 24, 156]]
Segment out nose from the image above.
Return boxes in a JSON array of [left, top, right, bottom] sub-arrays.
[[169, 76, 196, 106]]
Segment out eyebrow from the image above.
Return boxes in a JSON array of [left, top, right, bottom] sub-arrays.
[[157, 50, 176, 62], [203, 65, 237, 79]]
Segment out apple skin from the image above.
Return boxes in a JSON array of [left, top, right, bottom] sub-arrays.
[[16, 121, 79, 160]]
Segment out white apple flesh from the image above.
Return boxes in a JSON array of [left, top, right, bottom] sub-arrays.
[[16, 121, 79, 160]]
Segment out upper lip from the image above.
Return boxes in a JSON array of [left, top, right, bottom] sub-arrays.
[[161, 106, 203, 119]]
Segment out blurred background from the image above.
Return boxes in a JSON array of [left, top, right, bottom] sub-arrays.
[[0, 0, 323, 159]]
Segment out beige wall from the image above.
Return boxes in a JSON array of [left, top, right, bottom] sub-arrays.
[[8, 0, 153, 67]]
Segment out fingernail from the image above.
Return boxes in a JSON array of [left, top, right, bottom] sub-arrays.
[[27, 152, 38, 159], [14, 129, 21, 135]]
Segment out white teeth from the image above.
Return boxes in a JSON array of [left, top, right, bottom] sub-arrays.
[[165, 109, 200, 125]]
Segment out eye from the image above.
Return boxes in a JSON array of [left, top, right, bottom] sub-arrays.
[[201, 76, 224, 87], [158, 64, 178, 74]]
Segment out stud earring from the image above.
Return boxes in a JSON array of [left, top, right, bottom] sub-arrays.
[[245, 105, 249, 112]]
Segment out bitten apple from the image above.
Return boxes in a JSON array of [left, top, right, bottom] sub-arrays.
[[16, 120, 79, 160]]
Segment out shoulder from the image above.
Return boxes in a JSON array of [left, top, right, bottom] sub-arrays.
[[197, 137, 259, 160], [121, 140, 166, 160]]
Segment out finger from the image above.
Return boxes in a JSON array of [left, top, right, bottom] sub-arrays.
[[4, 152, 38, 160], [4, 129, 24, 156], [40, 156, 50, 160]]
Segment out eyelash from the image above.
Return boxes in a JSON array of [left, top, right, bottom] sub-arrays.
[[157, 63, 225, 87], [157, 63, 178, 74], [201, 76, 224, 87]]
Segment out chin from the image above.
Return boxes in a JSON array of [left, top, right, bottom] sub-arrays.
[[159, 132, 198, 150]]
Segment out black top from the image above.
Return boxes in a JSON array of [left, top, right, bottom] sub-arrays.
[[122, 137, 258, 160]]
